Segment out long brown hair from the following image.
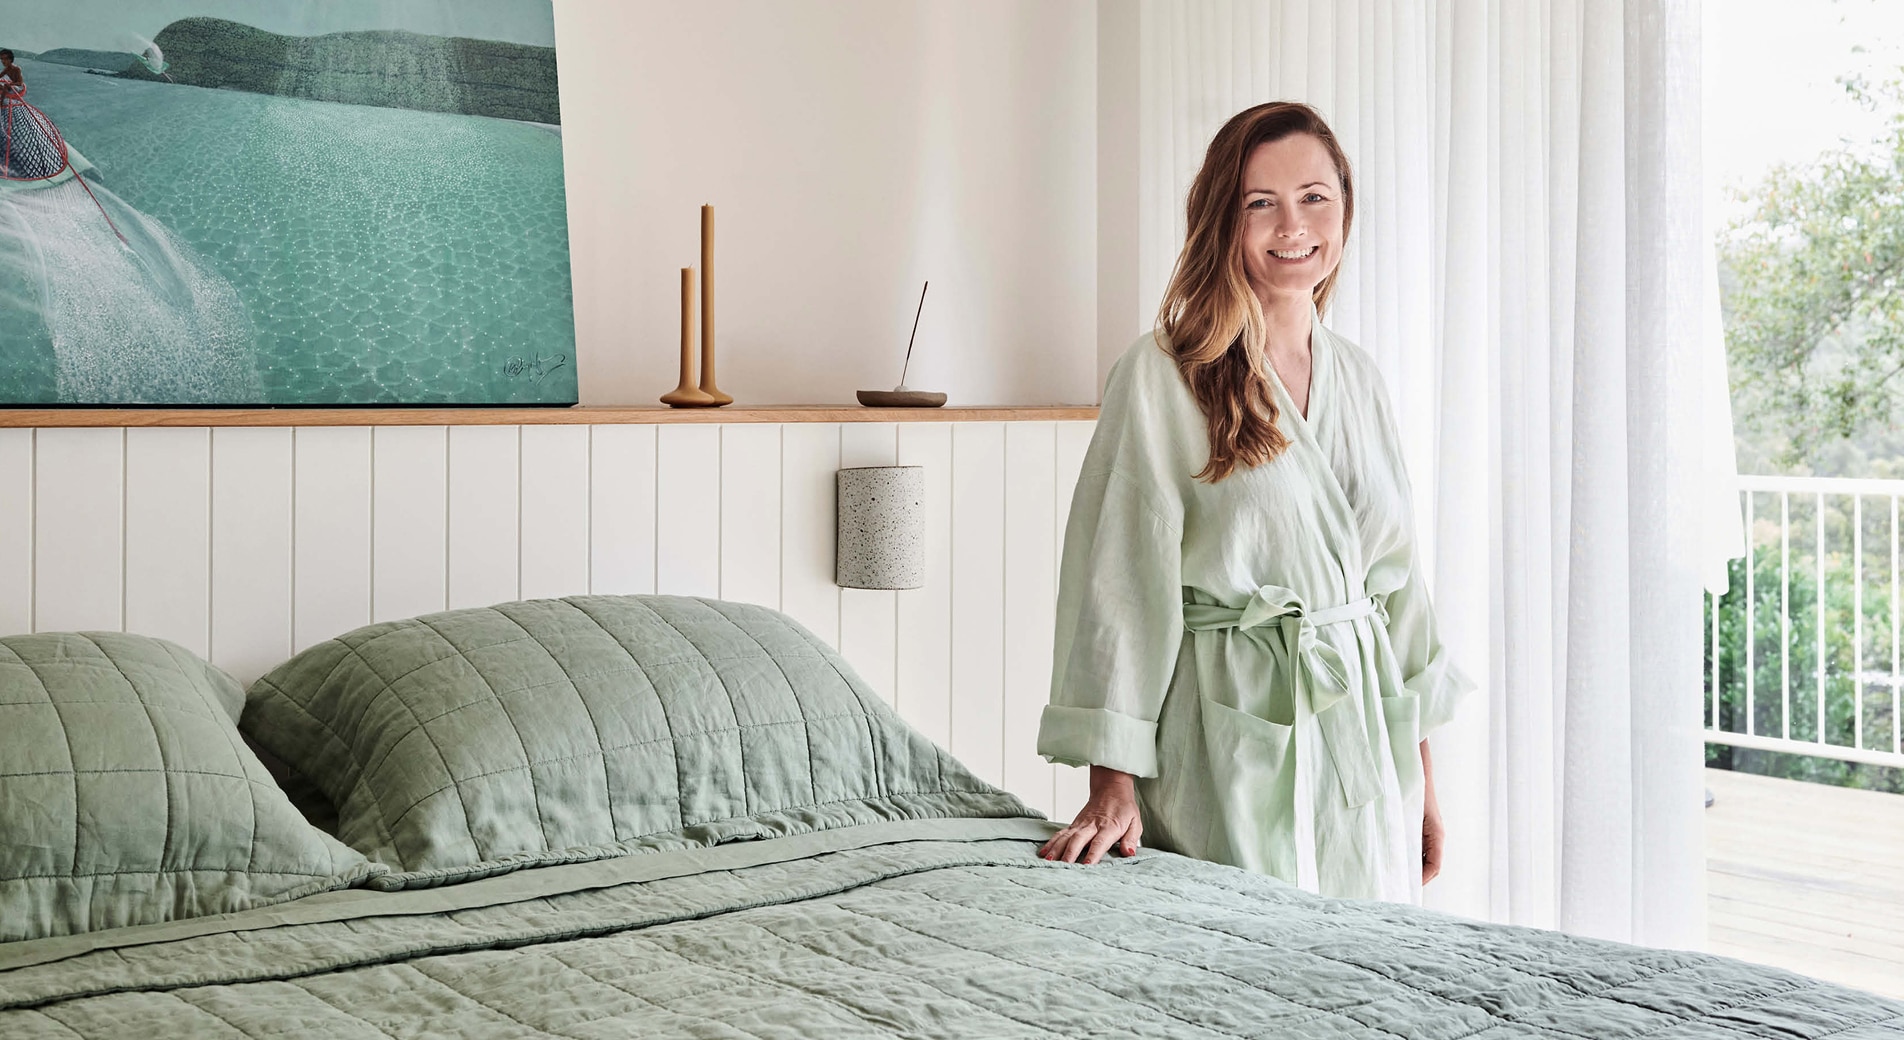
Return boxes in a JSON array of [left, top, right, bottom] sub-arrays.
[[1157, 102, 1354, 482]]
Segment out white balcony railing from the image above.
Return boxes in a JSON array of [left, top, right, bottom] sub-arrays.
[[1707, 474, 1904, 769]]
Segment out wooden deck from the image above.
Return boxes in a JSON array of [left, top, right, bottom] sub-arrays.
[[1706, 767, 1904, 999]]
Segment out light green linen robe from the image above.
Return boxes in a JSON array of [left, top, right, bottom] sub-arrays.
[[1037, 312, 1473, 904]]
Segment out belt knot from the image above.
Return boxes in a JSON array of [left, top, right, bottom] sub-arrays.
[[1183, 585, 1385, 808]]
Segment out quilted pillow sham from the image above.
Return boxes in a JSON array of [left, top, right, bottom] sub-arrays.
[[242, 595, 1038, 889], [0, 633, 379, 943]]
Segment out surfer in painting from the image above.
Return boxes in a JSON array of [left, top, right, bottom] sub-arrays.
[[0, 51, 22, 98], [0, 53, 126, 242]]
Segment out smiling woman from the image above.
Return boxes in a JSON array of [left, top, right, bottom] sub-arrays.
[[1036, 101, 1472, 906]]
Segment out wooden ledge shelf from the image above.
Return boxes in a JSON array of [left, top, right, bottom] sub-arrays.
[[0, 405, 1100, 428]]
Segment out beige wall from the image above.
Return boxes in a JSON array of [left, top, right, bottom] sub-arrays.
[[552, 0, 1104, 407]]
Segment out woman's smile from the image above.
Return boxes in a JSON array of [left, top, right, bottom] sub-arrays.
[[1269, 245, 1317, 262]]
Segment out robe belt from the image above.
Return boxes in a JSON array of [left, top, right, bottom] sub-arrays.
[[1182, 585, 1386, 809]]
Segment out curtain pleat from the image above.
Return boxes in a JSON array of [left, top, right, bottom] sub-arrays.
[[1135, 0, 1729, 951]]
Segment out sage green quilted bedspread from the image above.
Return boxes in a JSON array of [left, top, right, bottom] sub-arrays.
[[243, 595, 1033, 889], [3, 821, 1900, 1038]]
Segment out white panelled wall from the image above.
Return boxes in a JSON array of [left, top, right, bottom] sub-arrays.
[[0, 422, 1095, 822]]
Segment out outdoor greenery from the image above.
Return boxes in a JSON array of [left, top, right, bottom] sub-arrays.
[[1722, 76, 1904, 473], [1705, 510, 1904, 793], [1712, 70, 1904, 790]]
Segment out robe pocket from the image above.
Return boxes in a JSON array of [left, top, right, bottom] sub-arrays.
[[1381, 693, 1424, 801], [1196, 691, 1298, 876], [1198, 692, 1295, 775]]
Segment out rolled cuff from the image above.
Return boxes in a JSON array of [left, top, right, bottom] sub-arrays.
[[1404, 646, 1477, 736], [1036, 704, 1160, 778]]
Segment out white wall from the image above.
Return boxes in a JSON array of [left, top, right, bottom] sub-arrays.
[[553, 0, 1102, 407], [1096, 0, 1143, 392]]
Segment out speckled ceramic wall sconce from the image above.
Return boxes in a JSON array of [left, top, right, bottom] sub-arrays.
[[836, 466, 925, 590]]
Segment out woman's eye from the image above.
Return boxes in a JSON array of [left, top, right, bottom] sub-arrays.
[[1247, 199, 1271, 208], [1303, 193, 1327, 203]]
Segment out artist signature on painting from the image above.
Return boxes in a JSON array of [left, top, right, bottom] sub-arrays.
[[504, 353, 568, 383]]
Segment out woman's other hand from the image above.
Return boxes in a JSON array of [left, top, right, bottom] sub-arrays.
[[1421, 738, 1443, 885], [1039, 765, 1143, 863]]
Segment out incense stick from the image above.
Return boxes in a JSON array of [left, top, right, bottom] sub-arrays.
[[900, 281, 929, 387]]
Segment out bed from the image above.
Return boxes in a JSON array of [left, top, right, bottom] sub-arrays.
[[3, 596, 1901, 1039]]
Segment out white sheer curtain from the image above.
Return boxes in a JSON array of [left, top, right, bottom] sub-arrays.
[[1136, 0, 1737, 950]]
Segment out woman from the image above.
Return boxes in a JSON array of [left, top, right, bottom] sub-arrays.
[[1035, 102, 1471, 904]]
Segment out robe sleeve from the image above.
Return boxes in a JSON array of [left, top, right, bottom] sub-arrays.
[[1380, 558, 1474, 737], [1036, 347, 1188, 778], [1351, 348, 1476, 738]]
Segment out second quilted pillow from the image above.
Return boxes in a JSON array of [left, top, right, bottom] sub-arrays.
[[241, 595, 1035, 889]]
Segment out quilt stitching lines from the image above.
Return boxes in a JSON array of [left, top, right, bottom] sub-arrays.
[[159, 990, 256, 1039], [333, 629, 481, 865], [415, 615, 549, 854], [705, 599, 824, 808], [284, 980, 408, 1039], [799, 620, 894, 799], [503, 603, 622, 847], [17, 1007, 87, 1040], [7, 865, 359, 880], [713, 918, 1060, 1039], [980, 868, 1842, 1040], [15, 654, 84, 879], [549, 940, 856, 1039], [364, 708, 896, 838], [973, 870, 1430, 1040], [826, 899, 1266, 1039], [1059, 866, 1683, 1003], [398, 960, 595, 1040], [568, 598, 688, 833], [878, 880, 1378, 1033], [85, 636, 193, 878], [643, 599, 750, 822]]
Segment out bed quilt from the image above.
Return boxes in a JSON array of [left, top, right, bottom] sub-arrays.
[[2, 819, 1900, 1039]]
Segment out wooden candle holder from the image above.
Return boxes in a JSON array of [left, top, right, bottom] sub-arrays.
[[661, 267, 717, 407], [661, 204, 732, 408]]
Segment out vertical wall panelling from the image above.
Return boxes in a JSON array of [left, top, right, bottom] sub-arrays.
[[717, 424, 782, 610], [209, 428, 293, 685], [33, 428, 123, 633], [125, 428, 211, 657], [588, 424, 657, 595], [518, 425, 591, 600], [5, 417, 1100, 799], [372, 426, 450, 623], [1002, 422, 1059, 817], [0, 430, 30, 635], [293, 427, 372, 652], [654, 424, 721, 597], [446, 426, 520, 610], [1051, 420, 1095, 820], [838, 424, 899, 706], [895, 423, 953, 748], [948, 422, 1007, 787], [778, 423, 841, 649]]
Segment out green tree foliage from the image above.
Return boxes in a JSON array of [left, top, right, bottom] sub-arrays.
[[1721, 76, 1904, 469], [1706, 495, 1904, 793]]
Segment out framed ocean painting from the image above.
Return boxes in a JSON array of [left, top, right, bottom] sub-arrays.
[[0, 1, 576, 406]]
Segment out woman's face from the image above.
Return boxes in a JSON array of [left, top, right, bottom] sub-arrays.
[[1237, 133, 1344, 308]]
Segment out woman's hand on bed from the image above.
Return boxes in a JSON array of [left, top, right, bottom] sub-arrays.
[[1040, 765, 1143, 864]]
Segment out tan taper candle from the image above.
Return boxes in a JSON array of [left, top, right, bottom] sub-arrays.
[[698, 204, 732, 405], [660, 266, 716, 406]]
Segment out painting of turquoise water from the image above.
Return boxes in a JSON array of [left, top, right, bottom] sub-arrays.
[[0, 1, 575, 405]]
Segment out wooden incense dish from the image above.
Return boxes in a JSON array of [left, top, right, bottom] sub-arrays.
[[856, 389, 946, 408]]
